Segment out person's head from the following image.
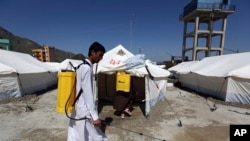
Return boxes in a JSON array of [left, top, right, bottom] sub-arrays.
[[88, 41, 106, 64]]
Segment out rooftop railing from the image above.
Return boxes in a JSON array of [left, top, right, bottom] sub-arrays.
[[182, 2, 236, 17]]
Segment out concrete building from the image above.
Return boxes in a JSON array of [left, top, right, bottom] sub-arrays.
[[180, 0, 235, 61], [0, 38, 11, 50], [32, 45, 56, 62]]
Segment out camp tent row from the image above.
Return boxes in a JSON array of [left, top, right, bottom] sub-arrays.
[[0, 44, 170, 116], [58, 45, 171, 116], [0, 49, 58, 99], [168, 52, 250, 104]]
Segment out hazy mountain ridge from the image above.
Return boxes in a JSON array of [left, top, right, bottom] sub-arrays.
[[0, 26, 84, 62]]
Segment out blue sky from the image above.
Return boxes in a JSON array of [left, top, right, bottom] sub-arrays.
[[1, 0, 249, 62]]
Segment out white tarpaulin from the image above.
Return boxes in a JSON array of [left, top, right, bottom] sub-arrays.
[[55, 59, 83, 71], [0, 62, 16, 74], [96, 44, 135, 73], [168, 52, 250, 104], [168, 61, 199, 79], [95, 44, 170, 115], [0, 49, 58, 99]]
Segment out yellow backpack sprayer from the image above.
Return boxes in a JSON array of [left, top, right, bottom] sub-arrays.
[[56, 60, 91, 120]]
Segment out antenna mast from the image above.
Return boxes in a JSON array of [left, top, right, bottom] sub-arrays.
[[130, 14, 134, 52]]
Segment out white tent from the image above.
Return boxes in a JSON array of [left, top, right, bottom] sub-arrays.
[[168, 52, 250, 104], [55, 59, 83, 71], [168, 61, 199, 79], [95, 44, 171, 115], [44, 62, 60, 69], [96, 44, 135, 73], [0, 49, 58, 99]]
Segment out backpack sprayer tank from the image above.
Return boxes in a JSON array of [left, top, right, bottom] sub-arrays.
[[56, 64, 76, 113]]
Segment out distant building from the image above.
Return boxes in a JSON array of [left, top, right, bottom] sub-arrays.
[[32, 45, 56, 62], [0, 38, 12, 50]]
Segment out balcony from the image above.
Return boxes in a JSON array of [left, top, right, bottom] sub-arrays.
[[181, 2, 236, 18]]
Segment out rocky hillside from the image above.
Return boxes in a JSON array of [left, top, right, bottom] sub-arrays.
[[0, 26, 84, 62]]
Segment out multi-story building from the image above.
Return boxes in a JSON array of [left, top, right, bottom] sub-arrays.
[[0, 38, 11, 50], [32, 45, 56, 62]]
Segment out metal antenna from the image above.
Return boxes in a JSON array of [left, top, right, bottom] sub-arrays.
[[130, 14, 135, 52]]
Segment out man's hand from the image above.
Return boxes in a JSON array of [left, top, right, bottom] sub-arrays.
[[92, 119, 102, 127]]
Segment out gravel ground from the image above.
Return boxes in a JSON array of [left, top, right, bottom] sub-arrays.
[[1, 86, 250, 141]]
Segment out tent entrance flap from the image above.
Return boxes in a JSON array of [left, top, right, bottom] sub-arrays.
[[97, 73, 145, 101], [97, 72, 146, 115]]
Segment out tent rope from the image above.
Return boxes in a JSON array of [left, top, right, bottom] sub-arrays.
[[206, 77, 227, 112], [101, 117, 167, 141]]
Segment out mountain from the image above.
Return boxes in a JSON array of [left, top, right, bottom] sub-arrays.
[[0, 26, 84, 62]]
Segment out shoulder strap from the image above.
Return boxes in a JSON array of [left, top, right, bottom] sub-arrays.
[[69, 60, 90, 71], [72, 59, 91, 106], [76, 59, 90, 70]]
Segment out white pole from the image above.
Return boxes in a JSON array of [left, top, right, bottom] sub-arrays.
[[130, 15, 133, 52]]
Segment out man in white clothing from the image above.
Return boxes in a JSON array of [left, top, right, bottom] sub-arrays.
[[68, 42, 107, 141]]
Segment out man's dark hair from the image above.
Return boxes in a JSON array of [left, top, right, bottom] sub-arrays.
[[88, 41, 106, 57]]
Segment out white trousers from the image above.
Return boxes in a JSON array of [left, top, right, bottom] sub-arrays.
[[67, 110, 107, 141], [68, 119, 107, 141]]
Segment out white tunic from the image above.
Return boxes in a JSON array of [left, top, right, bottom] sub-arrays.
[[67, 59, 107, 141]]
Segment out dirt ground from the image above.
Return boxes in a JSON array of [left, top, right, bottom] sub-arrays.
[[1, 86, 250, 141]]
